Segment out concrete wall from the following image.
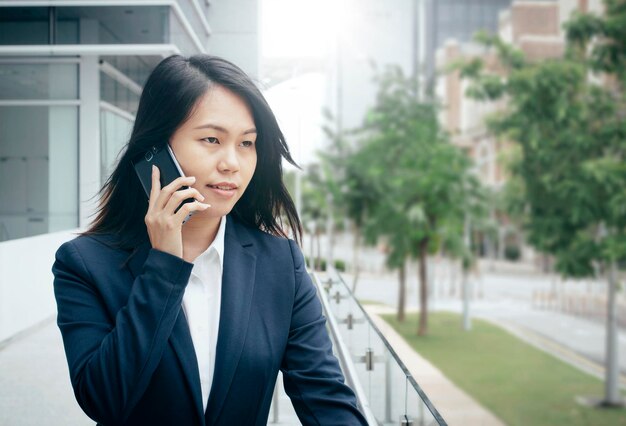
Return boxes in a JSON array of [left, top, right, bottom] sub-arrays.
[[511, 1, 560, 42], [0, 230, 79, 342], [208, 0, 260, 80]]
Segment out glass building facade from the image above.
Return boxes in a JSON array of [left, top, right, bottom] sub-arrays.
[[0, 1, 218, 242], [424, 0, 514, 83]]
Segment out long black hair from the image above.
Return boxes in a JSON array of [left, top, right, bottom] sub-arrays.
[[81, 54, 302, 248]]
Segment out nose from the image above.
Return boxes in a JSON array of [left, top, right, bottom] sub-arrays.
[[217, 144, 240, 173]]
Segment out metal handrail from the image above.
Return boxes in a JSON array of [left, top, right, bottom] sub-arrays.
[[322, 265, 448, 426], [311, 273, 379, 425]]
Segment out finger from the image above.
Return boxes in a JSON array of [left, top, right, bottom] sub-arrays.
[[155, 175, 196, 210], [162, 175, 197, 193], [173, 200, 211, 223], [148, 165, 160, 211], [164, 187, 206, 215]]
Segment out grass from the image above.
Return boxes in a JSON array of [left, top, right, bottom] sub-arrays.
[[381, 311, 626, 426]]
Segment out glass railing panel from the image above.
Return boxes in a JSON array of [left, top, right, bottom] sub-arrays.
[[312, 269, 447, 426]]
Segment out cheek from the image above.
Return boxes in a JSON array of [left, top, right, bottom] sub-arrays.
[[172, 141, 202, 174], [244, 154, 257, 180]]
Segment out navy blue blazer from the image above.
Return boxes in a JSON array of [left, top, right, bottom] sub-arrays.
[[52, 214, 368, 425]]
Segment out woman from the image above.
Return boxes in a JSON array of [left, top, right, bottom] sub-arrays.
[[52, 54, 368, 426]]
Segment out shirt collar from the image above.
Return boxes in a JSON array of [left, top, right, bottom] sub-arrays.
[[212, 215, 226, 267], [191, 215, 227, 275]]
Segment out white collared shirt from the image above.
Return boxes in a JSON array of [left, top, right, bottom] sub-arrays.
[[181, 215, 226, 412]]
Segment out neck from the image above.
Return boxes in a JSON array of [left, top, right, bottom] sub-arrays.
[[181, 213, 223, 251]]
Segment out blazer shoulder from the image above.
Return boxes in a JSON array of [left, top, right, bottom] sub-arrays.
[[231, 220, 304, 271], [57, 232, 124, 253], [230, 216, 290, 249], [54, 233, 132, 273], [250, 226, 298, 256]]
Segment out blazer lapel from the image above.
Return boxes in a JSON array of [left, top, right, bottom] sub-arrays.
[[170, 313, 205, 423], [205, 216, 257, 425], [125, 240, 205, 424]]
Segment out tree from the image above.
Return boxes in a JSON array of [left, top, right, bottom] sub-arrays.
[[300, 164, 328, 271], [316, 108, 373, 291], [457, 1, 626, 405], [352, 64, 484, 333]]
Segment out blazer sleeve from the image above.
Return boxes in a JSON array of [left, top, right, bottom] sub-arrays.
[[52, 240, 193, 424], [280, 240, 368, 426]]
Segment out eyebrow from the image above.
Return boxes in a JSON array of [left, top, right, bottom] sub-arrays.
[[193, 123, 257, 135]]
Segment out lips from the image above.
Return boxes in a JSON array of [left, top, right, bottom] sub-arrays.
[[207, 182, 238, 191]]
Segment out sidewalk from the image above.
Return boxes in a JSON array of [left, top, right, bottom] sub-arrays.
[[0, 317, 91, 425], [364, 305, 506, 426]]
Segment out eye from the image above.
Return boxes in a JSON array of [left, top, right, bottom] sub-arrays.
[[202, 137, 219, 144], [240, 140, 255, 148]]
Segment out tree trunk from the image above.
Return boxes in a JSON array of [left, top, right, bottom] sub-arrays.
[[449, 259, 457, 297], [309, 223, 315, 269], [418, 238, 429, 336], [315, 224, 321, 271], [462, 264, 472, 331], [326, 194, 334, 272], [351, 222, 361, 293], [603, 260, 622, 406], [397, 261, 407, 322]]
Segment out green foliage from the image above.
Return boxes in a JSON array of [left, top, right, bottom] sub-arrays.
[[504, 245, 521, 261], [304, 63, 487, 334], [350, 64, 487, 335], [305, 254, 327, 271], [300, 163, 328, 232], [457, 1, 626, 278], [348, 64, 484, 273], [565, 0, 626, 87], [319, 258, 326, 271], [334, 259, 346, 272]]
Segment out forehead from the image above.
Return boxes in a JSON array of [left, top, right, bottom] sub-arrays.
[[186, 85, 255, 128]]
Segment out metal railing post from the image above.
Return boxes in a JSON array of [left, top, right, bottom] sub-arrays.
[[385, 351, 392, 423], [312, 267, 448, 426]]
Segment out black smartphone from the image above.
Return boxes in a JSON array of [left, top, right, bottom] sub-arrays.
[[132, 144, 196, 224]]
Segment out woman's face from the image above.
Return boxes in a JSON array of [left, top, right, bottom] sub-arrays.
[[169, 84, 257, 219]]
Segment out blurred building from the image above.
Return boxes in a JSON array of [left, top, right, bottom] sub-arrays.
[[329, 0, 526, 140], [0, 0, 259, 342], [423, 0, 516, 85], [435, 0, 603, 260]]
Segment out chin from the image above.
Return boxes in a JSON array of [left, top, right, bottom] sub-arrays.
[[209, 203, 236, 218]]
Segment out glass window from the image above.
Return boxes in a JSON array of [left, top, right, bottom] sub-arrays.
[[100, 55, 159, 89], [100, 72, 140, 116], [0, 105, 79, 241], [0, 6, 169, 45], [0, 7, 49, 45], [56, 6, 168, 45], [0, 63, 78, 100], [177, 0, 209, 48], [169, 7, 197, 56], [100, 109, 133, 185]]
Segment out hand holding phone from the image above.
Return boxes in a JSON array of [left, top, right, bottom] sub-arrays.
[[144, 166, 210, 259], [133, 145, 198, 223], [132, 144, 211, 259]]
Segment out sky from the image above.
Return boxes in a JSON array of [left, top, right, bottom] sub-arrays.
[[260, 0, 341, 59], [260, 0, 340, 168], [263, 73, 327, 170]]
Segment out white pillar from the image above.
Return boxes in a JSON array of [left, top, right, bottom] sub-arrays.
[[78, 55, 101, 229]]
